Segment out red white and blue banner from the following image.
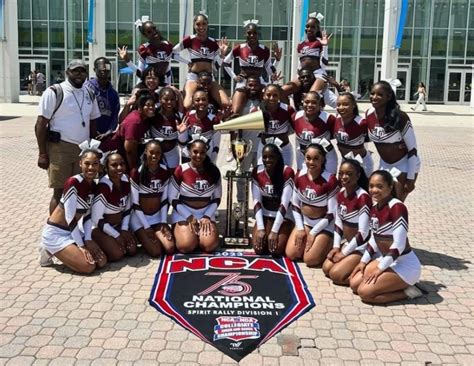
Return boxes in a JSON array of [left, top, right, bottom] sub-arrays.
[[149, 252, 315, 361]]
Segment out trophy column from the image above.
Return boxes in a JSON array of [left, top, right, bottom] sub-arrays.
[[224, 170, 252, 248]]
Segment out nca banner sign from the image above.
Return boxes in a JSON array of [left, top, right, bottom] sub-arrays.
[[149, 252, 315, 361]]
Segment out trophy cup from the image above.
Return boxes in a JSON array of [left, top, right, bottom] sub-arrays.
[[214, 111, 265, 248]]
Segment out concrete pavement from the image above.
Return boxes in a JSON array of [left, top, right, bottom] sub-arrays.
[[0, 100, 473, 365]]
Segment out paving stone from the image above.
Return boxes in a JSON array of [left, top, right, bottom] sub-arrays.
[[158, 349, 183, 363]]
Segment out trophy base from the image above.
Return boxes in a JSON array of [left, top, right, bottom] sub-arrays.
[[223, 236, 251, 248]]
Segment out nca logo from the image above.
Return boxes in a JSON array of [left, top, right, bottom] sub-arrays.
[[119, 196, 128, 208], [268, 119, 280, 130], [157, 51, 168, 61], [373, 126, 385, 138], [337, 130, 349, 143], [230, 341, 243, 349], [264, 184, 274, 195], [301, 130, 314, 141], [194, 179, 209, 191], [304, 187, 317, 200], [161, 125, 174, 136], [150, 179, 162, 190], [248, 55, 258, 65], [370, 217, 379, 231], [200, 46, 209, 56], [338, 204, 347, 217]]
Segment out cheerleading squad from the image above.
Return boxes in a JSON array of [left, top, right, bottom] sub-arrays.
[[38, 12, 423, 304]]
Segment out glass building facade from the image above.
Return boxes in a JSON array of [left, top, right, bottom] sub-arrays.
[[16, 0, 473, 103]]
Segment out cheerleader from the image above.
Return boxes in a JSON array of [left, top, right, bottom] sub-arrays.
[[291, 91, 337, 173], [91, 152, 138, 262], [322, 156, 371, 285], [181, 90, 222, 163], [333, 92, 373, 176], [252, 84, 295, 167], [286, 143, 339, 267], [40, 142, 106, 273], [252, 141, 295, 256], [366, 81, 420, 201], [117, 17, 189, 82], [349, 170, 422, 304], [130, 140, 174, 256], [223, 20, 275, 116], [150, 87, 188, 169], [173, 12, 230, 111], [168, 137, 221, 253]]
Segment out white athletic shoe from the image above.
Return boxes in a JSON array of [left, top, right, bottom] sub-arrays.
[[39, 246, 54, 267], [404, 285, 423, 299]]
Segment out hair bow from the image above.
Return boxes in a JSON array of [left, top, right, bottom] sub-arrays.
[[198, 10, 208, 18], [135, 15, 150, 29], [142, 137, 164, 145], [387, 167, 402, 182], [308, 12, 324, 21], [344, 151, 364, 168], [265, 136, 283, 150], [189, 134, 209, 147], [243, 19, 259, 27], [78, 139, 103, 157], [310, 137, 331, 152], [100, 150, 118, 165]]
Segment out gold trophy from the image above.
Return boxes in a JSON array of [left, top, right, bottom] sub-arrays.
[[214, 111, 265, 247]]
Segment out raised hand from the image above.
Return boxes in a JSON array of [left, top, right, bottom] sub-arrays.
[[117, 46, 131, 62], [320, 31, 332, 46], [218, 37, 229, 57], [272, 42, 282, 61]]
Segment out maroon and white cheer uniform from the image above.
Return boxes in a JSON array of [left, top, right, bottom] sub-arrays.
[[291, 109, 337, 173], [292, 167, 338, 236], [168, 163, 221, 223], [333, 187, 371, 256], [41, 174, 95, 254], [361, 198, 421, 285], [252, 165, 294, 233]]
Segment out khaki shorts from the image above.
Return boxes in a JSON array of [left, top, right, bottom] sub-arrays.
[[47, 140, 81, 189]]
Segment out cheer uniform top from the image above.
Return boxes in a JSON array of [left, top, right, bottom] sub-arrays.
[[126, 41, 190, 84], [42, 174, 95, 253], [365, 107, 420, 179], [292, 167, 338, 235], [250, 103, 295, 142], [130, 163, 172, 229], [223, 43, 274, 80], [173, 35, 223, 69], [252, 165, 294, 233], [168, 163, 222, 222], [333, 115, 368, 149], [361, 198, 420, 284], [292, 110, 335, 149], [150, 111, 187, 151], [91, 175, 132, 238], [181, 110, 221, 161], [297, 38, 329, 76], [333, 187, 371, 256]]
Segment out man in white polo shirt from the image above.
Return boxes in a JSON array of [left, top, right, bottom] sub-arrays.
[[35, 59, 101, 213]]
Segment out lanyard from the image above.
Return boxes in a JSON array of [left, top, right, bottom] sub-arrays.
[[71, 89, 86, 127]]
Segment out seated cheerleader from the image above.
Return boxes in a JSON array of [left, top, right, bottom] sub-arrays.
[[291, 91, 337, 173], [168, 137, 221, 253], [349, 170, 422, 304], [130, 140, 174, 257], [286, 143, 339, 267], [150, 87, 187, 170], [333, 92, 373, 176], [366, 81, 420, 201], [322, 156, 371, 285], [251, 84, 295, 167], [40, 142, 106, 273], [181, 90, 222, 163], [252, 141, 295, 256], [91, 152, 138, 261]]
